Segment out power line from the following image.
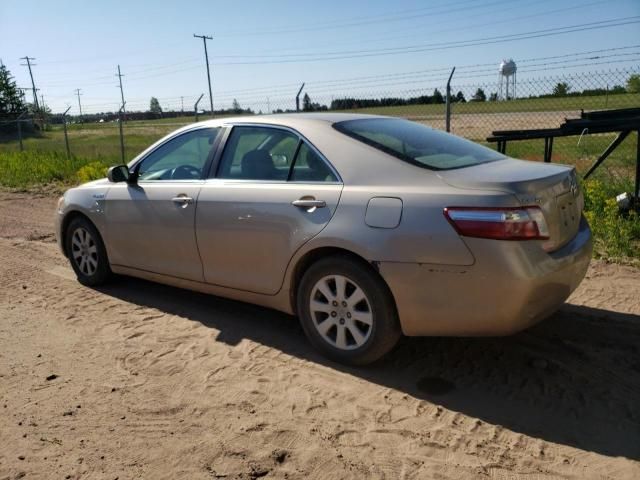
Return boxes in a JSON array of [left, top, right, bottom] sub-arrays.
[[278, 0, 604, 56], [228, 0, 486, 35], [193, 46, 640, 98], [26, 1, 614, 88], [194, 34, 214, 117], [214, 0, 509, 37], [47, 42, 638, 98], [42, 48, 640, 111], [35, 38, 639, 114], [211, 17, 640, 61], [203, 18, 640, 66]]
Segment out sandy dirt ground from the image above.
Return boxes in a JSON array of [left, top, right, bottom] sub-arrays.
[[0, 191, 639, 480]]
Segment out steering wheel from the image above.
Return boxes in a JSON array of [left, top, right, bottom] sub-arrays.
[[171, 164, 201, 180]]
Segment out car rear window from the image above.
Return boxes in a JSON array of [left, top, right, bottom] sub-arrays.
[[333, 118, 504, 170]]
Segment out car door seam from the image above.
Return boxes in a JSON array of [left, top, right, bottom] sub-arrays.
[[273, 183, 346, 296]]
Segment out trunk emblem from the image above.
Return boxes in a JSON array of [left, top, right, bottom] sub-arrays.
[[570, 179, 579, 197]]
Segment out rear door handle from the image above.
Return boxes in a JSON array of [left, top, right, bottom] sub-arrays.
[[292, 199, 326, 209], [172, 195, 194, 208]]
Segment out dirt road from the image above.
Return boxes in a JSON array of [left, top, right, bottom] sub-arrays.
[[1, 191, 639, 479]]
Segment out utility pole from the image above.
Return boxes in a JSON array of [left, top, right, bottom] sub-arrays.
[[181, 96, 184, 114], [193, 34, 214, 117], [118, 103, 126, 163], [62, 106, 72, 158], [40, 94, 47, 126], [20, 56, 39, 110], [116, 65, 126, 120], [74, 88, 83, 121]]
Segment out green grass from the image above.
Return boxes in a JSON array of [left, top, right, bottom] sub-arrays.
[[583, 178, 640, 261], [338, 93, 640, 117], [0, 124, 172, 165], [484, 133, 639, 177], [0, 151, 111, 189]]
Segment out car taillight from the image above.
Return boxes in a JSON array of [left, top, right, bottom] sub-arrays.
[[444, 207, 550, 241]]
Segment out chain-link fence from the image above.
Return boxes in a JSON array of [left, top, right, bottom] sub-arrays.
[[1, 67, 638, 184]]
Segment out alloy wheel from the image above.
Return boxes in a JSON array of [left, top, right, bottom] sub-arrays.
[[71, 227, 98, 276], [309, 274, 373, 350]]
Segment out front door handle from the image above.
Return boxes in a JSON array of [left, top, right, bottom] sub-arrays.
[[172, 195, 194, 208], [292, 198, 326, 211]]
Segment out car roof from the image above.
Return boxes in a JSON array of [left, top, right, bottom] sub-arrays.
[[194, 112, 388, 129]]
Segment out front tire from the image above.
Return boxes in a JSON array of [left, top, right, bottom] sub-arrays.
[[297, 255, 401, 365], [65, 216, 112, 286]]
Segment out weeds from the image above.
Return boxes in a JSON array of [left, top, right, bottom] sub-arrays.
[[0, 151, 110, 189], [582, 179, 640, 261], [76, 161, 109, 184]]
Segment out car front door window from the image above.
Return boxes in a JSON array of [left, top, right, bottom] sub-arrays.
[[137, 128, 219, 181]]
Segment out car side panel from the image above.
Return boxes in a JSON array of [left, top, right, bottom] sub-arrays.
[[291, 185, 520, 266], [195, 180, 342, 295]]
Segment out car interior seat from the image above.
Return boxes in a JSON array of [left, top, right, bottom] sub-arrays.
[[241, 150, 276, 180]]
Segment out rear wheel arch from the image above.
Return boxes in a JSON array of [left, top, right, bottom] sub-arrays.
[[294, 249, 402, 364], [289, 246, 396, 316]]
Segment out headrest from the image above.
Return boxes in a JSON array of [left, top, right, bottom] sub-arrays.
[[241, 150, 275, 179]]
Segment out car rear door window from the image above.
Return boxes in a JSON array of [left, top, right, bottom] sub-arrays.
[[290, 142, 338, 182], [217, 126, 299, 180], [217, 125, 339, 183]]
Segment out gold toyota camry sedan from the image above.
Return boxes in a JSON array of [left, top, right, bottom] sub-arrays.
[[56, 114, 592, 364]]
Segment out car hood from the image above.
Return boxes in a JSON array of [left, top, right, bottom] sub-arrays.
[[79, 178, 111, 188]]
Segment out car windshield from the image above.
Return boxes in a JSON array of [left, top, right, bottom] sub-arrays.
[[333, 118, 504, 170]]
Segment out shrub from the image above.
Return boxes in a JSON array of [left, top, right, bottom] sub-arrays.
[[0, 151, 109, 189], [582, 179, 640, 260], [76, 161, 108, 184]]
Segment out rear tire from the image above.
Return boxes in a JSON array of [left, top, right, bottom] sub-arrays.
[[65, 216, 112, 286], [297, 255, 401, 365]]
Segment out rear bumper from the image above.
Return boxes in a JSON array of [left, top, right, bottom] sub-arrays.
[[379, 216, 592, 336]]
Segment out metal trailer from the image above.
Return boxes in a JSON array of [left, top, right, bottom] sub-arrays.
[[487, 108, 640, 206]]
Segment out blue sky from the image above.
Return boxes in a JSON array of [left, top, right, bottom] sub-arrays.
[[1, 0, 639, 114]]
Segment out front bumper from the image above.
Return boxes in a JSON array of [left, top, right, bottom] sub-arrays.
[[379, 217, 592, 336], [54, 199, 66, 257]]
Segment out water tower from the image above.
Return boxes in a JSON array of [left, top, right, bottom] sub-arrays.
[[498, 59, 517, 100]]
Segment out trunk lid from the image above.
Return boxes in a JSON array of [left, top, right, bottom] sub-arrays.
[[438, 158, 583, 251]]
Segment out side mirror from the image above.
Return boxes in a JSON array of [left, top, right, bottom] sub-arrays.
[[107, 165, 131, 183]]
